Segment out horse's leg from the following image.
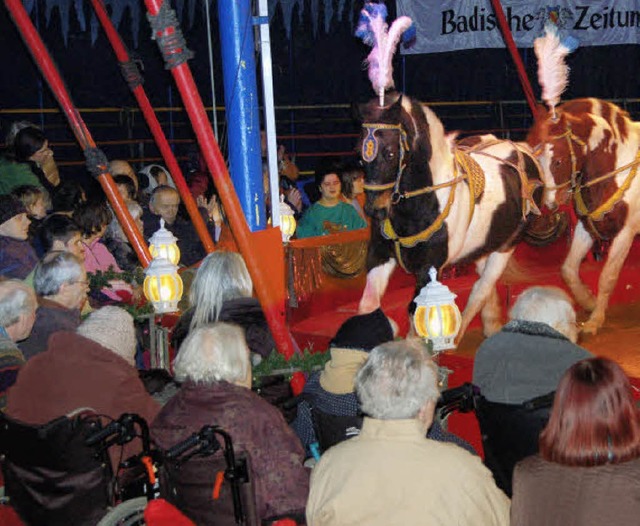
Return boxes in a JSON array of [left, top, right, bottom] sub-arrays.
[[473, 256, 503, 337], [582, 226, 636, 335], [359, 259, 397, 314], [561, 222, 596, 311], [458, 250, 514, 340]]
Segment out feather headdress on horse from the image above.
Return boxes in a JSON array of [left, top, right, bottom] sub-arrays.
[[533, 24, 579, 120], [355, 3, 415, 107]]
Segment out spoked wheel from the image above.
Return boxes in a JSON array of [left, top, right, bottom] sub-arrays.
[[97, 497, 147, 526]]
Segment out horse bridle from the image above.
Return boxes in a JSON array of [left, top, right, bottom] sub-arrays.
[[536, 122, 587, 192], [360, 122, 464, 205]]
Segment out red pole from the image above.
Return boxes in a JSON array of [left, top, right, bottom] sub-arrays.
[[490, 0, 538, 116], [143, 0, 296, 359], [90, 0, 215, 254], [4, 0, 151, 267]]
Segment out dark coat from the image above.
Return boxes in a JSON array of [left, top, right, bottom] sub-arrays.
[[19, 297, 81, 361], [151, 381, 309, 523], [6, 331, 160, 467], [0, 235, 38, 279], [171, 297, 275, 358]]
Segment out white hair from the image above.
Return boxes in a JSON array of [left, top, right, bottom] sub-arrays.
[[188, 252, 253, 331], [106, 201, 143, 242], [509, 286, 578, 343], [356, 339, 440, 420], [33, 251, 84, 297], [0, 280, 37, 328], [173, 323, 250, 385]]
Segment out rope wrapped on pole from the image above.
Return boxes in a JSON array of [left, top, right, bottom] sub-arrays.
[[90, 0, 215, 254], [4, 0, 151, 267], [146, 1, 194, 69], [142, 0, 297, 359]]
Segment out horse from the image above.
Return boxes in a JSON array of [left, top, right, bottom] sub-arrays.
[[357, 91, 545, 339], [527, 97, 640, 334]]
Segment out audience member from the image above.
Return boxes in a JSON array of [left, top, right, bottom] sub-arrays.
[[306, 339, 509, 525], [50, 179, 86, 215], [11, 184, 49, 242], [6, 306, 160, 467], [473, 286, 592, 404], [0, 126, 59, 195], [138, 164, 175, 196], [0, 280, 36, 410], [292, 309, 474, 456], [104, 200, 144, 271], [113, 174, 138, 204], [151, 323, 308, 524], [19, 252, 86, 361], [296, 161, 367, 238], [171, 251, 274, 358], [109, 159, 139, 195], [36, 214, 85, 261], [74, 201, 134, 302], [143, 185, 217, 267], [339, 164, 366, 220], [0, 194, 38, 279], [511, 357, 640, 525]]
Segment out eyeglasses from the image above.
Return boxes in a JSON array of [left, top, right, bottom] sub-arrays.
[[70, 279, 90, 287]]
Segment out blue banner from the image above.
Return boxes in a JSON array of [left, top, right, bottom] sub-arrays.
[[396, 0, 640, 54]]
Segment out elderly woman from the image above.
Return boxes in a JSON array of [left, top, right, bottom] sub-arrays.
[[511, 357, 640, 525], [306, 339, 509, 526], [171, 251, 274, 358], [151, 323, 308, 524], [473, 286, 592, 404], [103, 200, 144, 271]]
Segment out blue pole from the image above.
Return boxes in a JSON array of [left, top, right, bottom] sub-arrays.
[[218, 0, 266, 231]]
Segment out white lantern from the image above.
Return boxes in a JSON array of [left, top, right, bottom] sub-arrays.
[[143, 257, 183, 314], [279, 194, 297, 242], [148, 219, 180, 266], [413, 267, 462, 352]]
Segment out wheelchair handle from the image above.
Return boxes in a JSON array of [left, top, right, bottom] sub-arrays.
[[85, 419, 121, 446], [164, 432, 203, 460]]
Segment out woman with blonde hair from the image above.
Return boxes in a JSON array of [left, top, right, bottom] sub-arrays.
[[171, 251, 274, 358]]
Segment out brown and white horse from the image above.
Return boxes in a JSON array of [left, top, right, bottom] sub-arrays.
[[358, 92, 544, 338], [527, 98, 640, 334]]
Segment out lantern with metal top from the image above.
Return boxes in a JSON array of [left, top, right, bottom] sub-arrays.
[[413, 266, 462, 352], [148, 219, 180, 266], [143, 257, 183, 314], [279, 194, 297, 242]]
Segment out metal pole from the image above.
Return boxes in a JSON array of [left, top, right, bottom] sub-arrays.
[[90, 0, 215, 253], [217, 0, 266, 231], [142, 0, 296, 359]]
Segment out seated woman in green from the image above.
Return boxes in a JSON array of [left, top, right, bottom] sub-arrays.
[[296, 162, 367, 238]]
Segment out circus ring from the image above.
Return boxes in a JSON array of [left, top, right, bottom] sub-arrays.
[[284, 214, 640, 454]]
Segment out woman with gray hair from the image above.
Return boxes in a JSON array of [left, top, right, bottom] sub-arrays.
[[307, 339, 509, 526], [473, 286, 592, 405], [171, 251, 275, 357], [151, 323, 308, 524]]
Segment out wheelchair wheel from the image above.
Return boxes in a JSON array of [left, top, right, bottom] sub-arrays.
[[97, 497, 147, 526]]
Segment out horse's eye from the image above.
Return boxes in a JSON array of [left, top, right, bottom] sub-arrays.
[[553, 158, 563, 167]]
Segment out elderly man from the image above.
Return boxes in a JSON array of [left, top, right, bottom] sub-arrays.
[[20, 251, 87, 360], [0, 280, 37, 409], [473, 286, 592, 404], [142, 185, 220, 266], [306, 339, 509, 526]]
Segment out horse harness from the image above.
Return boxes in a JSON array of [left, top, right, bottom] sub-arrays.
[[361, 122, 535, 271], [542, 122, 640, 239]]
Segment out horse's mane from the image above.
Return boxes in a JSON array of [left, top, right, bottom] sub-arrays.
[[401, 96, 453, 184]]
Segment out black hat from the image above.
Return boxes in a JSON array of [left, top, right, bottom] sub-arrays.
[[0, 194, 27, 226], [330, 308, 394, 352]]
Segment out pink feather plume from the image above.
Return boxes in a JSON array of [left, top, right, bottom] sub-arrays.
[[534, 26, 571, 114]]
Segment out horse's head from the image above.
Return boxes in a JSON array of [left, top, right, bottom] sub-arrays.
[[356, 91, 408, 218], [527, 108, 590, 208]]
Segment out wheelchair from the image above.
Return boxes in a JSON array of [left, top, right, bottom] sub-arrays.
[[0, 410, 114, 526], [437, 383, 554, 496]]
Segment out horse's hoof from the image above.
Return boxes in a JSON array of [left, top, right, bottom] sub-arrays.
[[580, 320, 600, 336], [483, 322, 502, 338]]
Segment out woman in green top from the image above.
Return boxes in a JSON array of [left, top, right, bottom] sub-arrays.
[[296, 162, 367, 238]]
